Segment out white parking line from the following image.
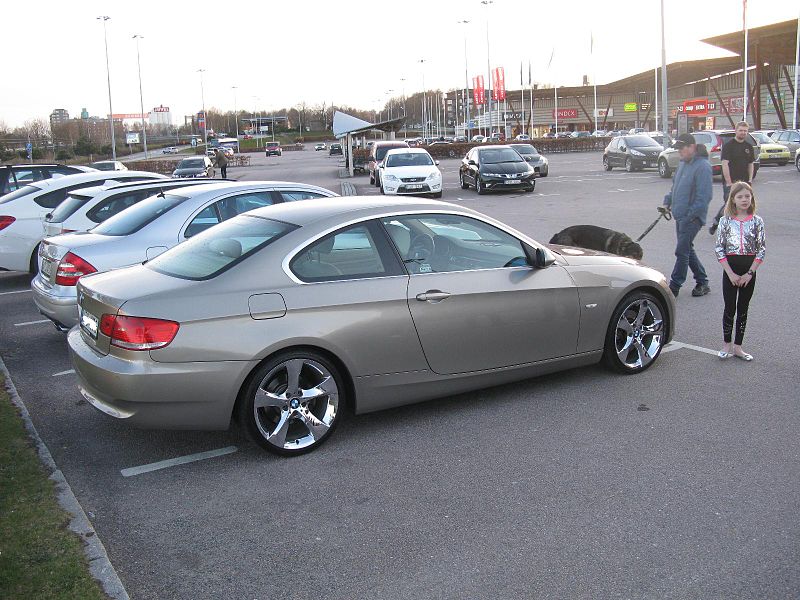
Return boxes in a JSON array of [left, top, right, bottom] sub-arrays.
[[14, 319, 50, 327], [120, 446, 239, 477], [608, 188, 641, 193], [52, 369, 75, 377], [0, 289, 32, 296], [663, 341, 719, 356]]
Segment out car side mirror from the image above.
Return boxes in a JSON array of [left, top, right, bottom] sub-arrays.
[[435, 160, 440, 166], [468, 159, 477, 166], [525, 244, 554, 269]]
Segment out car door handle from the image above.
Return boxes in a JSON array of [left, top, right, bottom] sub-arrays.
[[416, 291, 450, 302]]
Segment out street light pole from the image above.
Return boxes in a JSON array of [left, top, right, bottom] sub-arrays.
[[97, 16, 116, 160], [481, 1, 494, 136], [232, 86, 240, 153], [400, 78, 407, 138], [419, 59, 427, 139], [458, 20, 471, 138], [132, 34, 148, 158], [197, 69, 207, 149], [660, 0, 669, 134]]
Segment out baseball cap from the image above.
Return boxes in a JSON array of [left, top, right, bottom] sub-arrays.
[[673, 133, 696, 148]]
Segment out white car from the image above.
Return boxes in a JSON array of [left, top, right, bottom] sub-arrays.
[[0, 171, 167, 273], [314, 143, 326, 151], [89, 160, 128, 171], [514, 134, 531, 141], [379, 148, 442, 198], [471, 135, 486, 143], [162, 146, 178, 154]]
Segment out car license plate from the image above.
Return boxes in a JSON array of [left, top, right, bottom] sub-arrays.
[[41, 258, 54, 278], [79, 307, 99, 339], [505, 179, 521, 184], [406, 184, 423, 189]]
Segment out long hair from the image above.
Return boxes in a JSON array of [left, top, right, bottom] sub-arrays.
[[724, 181, 757, 217]]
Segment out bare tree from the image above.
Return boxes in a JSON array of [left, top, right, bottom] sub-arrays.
[[23, 118, 51, 142]]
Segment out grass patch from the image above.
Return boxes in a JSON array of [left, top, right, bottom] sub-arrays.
[[0, 374, 107, 599]]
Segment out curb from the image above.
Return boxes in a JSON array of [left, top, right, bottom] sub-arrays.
[[0, 357, 130, 600], [340, 181, 358, 197]]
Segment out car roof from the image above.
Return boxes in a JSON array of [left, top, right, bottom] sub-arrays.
[[23, 170, 166, 192], [372, 141, 409, 147], [158, 181, 337, 200], [385, 147, 430, 154]]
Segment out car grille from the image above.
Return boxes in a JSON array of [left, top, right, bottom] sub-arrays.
[[398, 184, 431, 193], [767, 148, 783, 153], [401, 177, 425, 183]]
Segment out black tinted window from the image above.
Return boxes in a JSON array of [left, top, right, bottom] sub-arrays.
[[178, 159, 206, 168], [86, 189, 156, 223], [626, 136, 661, 147], [93, 193, 186, 236], [479, 148, 525, 164]]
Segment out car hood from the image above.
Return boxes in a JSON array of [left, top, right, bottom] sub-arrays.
[[173, 167, 206, 175], [479, 162, 532, 174], [384, 165, 439, 178], [546, 243, 642, 266], [520, 154, 545, 163], [760, 143, 789, 151]]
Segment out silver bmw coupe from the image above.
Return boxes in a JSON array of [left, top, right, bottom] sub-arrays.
[[68, 197, 675, 456]]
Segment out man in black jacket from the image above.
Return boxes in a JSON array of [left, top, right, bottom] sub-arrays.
[[710, 121, 754, 234]]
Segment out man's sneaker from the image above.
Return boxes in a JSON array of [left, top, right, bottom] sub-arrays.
[[669, 285, 679, 298], [691, 283, 710, 297], [709, 223, 718, 235]]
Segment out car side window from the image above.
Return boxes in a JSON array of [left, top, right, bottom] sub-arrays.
[[280, 190, 327, 202], [87, 189, 154, 223], [790, 132, 800, 142], [34, 182, 101, 209], [381, 214, 529, 274], [290, 221, 404, 283], [215, 191, 274, 220], [184, 204, 220, 238], [11, 168, 47, 192]]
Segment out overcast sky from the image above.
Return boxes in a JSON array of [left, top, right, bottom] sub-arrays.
[[1, 0, 797, 127]]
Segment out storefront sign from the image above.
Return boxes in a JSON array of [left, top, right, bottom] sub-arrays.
[[705, 116, 715, 130], [624, 102, 638, 112], [552, 108, 578, 119], [594, 108, 614, 117], [682, 98, 709, 116]]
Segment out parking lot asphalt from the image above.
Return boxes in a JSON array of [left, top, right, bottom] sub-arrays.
[[2, 149, 798, 599]]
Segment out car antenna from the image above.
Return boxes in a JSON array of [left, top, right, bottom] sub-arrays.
[[157, 187, 165, 198]]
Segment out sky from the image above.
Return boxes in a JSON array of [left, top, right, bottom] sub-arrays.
[[1, 0, 798, 128]]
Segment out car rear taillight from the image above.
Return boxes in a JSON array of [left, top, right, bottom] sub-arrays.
[[711, 136, 722, 152], [55, 252, 97, 286], [0, 216, 15, 231], [100, 314, 179, 350]]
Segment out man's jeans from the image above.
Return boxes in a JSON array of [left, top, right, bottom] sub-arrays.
[[670, 217, 708, 290]]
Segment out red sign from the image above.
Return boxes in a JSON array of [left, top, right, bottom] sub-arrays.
[[473, 75, 485, 105], [682, 98, 709, 116], [494, 67, 506, 101], [552, 108, 578, 119]]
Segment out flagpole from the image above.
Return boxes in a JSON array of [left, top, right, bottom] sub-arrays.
[[654, 67, 659, 132], [591, 31, 598, 133], [743, 0, 749, 124], [529, 61, 533, 137], [793, 8, 799, 129]]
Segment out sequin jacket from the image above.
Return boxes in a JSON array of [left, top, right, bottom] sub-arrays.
[[715, 215, 766, 262]]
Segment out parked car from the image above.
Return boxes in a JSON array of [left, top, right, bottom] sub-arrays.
[[329, 143, 343, 156], [378, 148, 442, 198], [657, 130, 761, 179], [90, 160, 128, 171], [509, 143, 549, 177], [266, 142, 283, 157], [162, 146, 179, 154], [0, 164, 93, 196], [32, 181, 338, 330], [795, 147, 800, 172], [628, 128, 646, 135], [173, 156, 215, 178], [314, 143, 326, 151], [471, 135, 486, 143], [453, 136, 468, 143], [603, 135, 664, 172], [570, 131, 590, 138], [67, 196, 675, 456], [751, 131, 790, 165], [489, 133, 505, 142], [556, 132, 572, 139], [771, 129, 800, 154], [514, 134, 531, 141], [368, 140, 410, 188], [592, 130, 608, 137], [459, 145, 536, 194], [42, 178, 231, 238], [0, 171, 166, 273]]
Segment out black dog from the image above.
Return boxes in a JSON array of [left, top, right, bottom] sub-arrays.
[[549, 225, 643, 259]]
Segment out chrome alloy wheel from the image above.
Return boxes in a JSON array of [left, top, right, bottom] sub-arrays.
[[614, 298, 664, 370], [252, 358, 339, 452]]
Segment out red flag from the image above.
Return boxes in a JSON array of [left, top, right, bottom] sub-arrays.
[[495, 67, 506, 101]]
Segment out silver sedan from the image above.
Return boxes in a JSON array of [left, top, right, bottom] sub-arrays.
[[68, 197, 675, 456]]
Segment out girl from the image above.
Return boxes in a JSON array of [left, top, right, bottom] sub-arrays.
[[714, 181, 766, 361]]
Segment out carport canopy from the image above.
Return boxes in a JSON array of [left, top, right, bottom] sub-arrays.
[[333, 111, 407, 176]]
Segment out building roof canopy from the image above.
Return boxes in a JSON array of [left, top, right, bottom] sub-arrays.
[[701, 19, 799, 66]]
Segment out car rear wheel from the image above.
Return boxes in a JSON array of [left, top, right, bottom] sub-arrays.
[[658, 158, 671, 178], [459, 171, 469, 189], [240, 350, 344, 456], [603, 156, 612, 171], [603, 292, 666, 374]]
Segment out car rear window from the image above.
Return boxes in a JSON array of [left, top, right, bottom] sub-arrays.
[[92, 193, 187, 236], [48, 191, 96, 222], [146, 214, 296, 280], [0, 184, 41, 204]]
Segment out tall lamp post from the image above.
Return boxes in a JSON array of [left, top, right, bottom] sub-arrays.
[[197, 68, 207, 148], [97, 16, 116, 160], [232, 86, 240, 153], [419, 59, 427, 139], [457, 20, 471, 138], [132, 34, 148, 158], [400, 78, 407, 138], [481, 1, 494, 136]]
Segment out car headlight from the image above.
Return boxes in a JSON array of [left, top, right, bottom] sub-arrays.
[[630, 149, 645, 156], [426, 171, 439, 180], [385, 174, 398, 182]]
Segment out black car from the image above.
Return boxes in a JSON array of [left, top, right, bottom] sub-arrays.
[[171, 156, 215, 178], [0, 164, 87, 196], [603, 135, 664, 172], [509, 143, 549, 177], [458, 145, 536, 195], [329, 143, 343, 156]]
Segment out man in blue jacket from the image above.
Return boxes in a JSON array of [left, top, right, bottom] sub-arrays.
[[663, 133, 713, 297]]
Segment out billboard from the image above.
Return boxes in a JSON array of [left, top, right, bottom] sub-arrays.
[[682, 98, 709, 116], [125, 132, 140, 144], [553, 108, 578, 119]]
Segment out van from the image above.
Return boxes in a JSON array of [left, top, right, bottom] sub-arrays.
[[367, 140, 410, 187]]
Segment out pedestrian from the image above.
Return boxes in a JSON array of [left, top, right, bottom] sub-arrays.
[[714, 181, 765, 361], [215, 148, 228, 178], [710, 121, 754, 234], [662, 133, 713, 298]]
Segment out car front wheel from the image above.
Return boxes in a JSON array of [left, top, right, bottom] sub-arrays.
[[459, 171, 469, 189], [603, 292, 666, 374], [625, 157, 635, 172], [240, 350, 344, 456], [797, 155, 800, 172], [476, 176, 486, 195], [603, 156, 612, 171], [658, 158, 671, 178]]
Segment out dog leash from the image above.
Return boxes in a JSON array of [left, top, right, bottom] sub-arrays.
[[635, 206, 672, 242]]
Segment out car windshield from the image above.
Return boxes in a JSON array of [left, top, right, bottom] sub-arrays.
[[510, 144, 539, 155], [626, 135, 662, 148], [48, 191, 96, 222], [752, 132, 772, 144], [92, 193, 187, 236], [385, 153, 434, 167], [178, 158, 205, 169], [146, 214, 297, 280], [375, 145, 408, 161], [0, 184, 41, 204], [479, 148, 524, 164]]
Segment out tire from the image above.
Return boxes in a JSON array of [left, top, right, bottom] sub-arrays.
[[374, 173, 381, 188], [658, 158, 671, 178], [379, 183, 385, 195], [603, 156, 612, 171], [448, 149, 456, 158], [369, 172, 375, 185], [625, 157, 635, 173], [459, 171, 469, 189], [603, 292, 666, 375], [239, 350, 345, 456], [541, 169, 548, 177], [476, 176, 486, 195], [29, 244, 40, 274], [797, 156, 800, 172], [432, 191, 442, 198]]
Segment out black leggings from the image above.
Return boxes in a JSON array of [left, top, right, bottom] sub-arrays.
[[722, 255, 757, 345]]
